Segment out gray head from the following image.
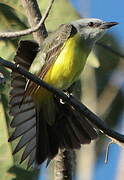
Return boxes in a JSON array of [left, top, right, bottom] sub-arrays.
[[71, 18, 118, 42]]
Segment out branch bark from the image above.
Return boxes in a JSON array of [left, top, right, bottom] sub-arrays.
[[21, 0, 48, 44]]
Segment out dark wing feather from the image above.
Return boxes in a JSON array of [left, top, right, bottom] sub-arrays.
[[9, 40, 39, 168]]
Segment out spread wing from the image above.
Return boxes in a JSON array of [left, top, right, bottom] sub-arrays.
[[25, 24, 77, 96], [9, 40, 39, 168]]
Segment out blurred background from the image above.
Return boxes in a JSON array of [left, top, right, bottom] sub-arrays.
[[0, 0, 124, 180]]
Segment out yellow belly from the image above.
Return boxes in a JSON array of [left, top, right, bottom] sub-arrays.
[[43, 34, 90, 90]]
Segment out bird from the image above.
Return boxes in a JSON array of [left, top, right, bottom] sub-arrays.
[[9, 18, 118, 168]]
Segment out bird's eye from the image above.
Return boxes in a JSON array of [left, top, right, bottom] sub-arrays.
[[88, 22, 94, 27]]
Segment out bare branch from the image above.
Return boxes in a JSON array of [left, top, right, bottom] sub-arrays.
[[0, 57, 124, 148], [0, 0, 54, 39]]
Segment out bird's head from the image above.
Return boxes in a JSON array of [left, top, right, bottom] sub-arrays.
[[71, 18, 118, 42]]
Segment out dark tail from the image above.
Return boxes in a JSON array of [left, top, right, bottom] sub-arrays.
[[35, 97, 98, 165], [36, 105, 61, 165]]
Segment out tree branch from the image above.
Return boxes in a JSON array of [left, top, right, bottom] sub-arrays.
[[0, 57, 124, 147], [0, 0, 54, 40]]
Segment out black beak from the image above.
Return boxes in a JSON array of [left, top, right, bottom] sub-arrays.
[[101, 22, 118, 29]]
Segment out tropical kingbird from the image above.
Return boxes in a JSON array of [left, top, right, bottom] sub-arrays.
[[9, 18, 118, 168]]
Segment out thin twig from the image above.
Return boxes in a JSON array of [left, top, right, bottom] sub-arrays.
[[0, 0, 54, 39], [0, 57, 124, 147], [96, 42, 124, 59]]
